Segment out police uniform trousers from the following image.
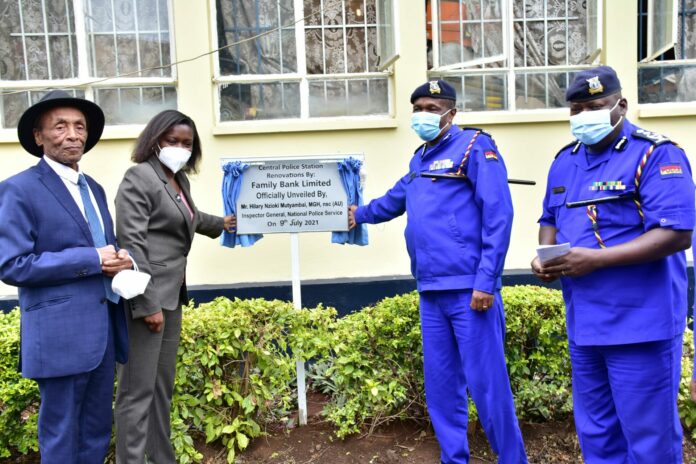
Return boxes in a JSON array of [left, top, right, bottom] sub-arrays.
[[419, 290, 527, 464], [570, 335, 683, 463], [115, 305, 182, 464], [36, 304, 116, 464]]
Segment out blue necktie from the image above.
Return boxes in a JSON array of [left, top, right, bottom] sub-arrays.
[[77, 174, 119, 303]]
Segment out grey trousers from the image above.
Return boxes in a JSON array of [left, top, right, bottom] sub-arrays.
[[115, 307, 182, 464]]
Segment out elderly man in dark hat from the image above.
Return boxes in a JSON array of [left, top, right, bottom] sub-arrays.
[[532, 65, 694, 462], [0, 90, 133, 462], [348, 80, 527, 463]]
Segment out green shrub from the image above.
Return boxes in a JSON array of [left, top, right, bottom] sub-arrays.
[[311, 291, 426, 438], [172, 297, 336, 463], [502, 285, 572, 421], [679, 328, 696, 438], [0, 308, 39, 458], [1, 290, 695, 461], [315, 286, 571, 437]]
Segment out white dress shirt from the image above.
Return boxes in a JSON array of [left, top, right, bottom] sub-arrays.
[[43, 155, 105, 230], [43, 156, 105, 264]]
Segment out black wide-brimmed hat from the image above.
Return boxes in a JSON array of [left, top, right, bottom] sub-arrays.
[[17, 90, 105, 157]]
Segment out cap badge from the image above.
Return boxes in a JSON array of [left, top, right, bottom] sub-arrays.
[[587, 76, 604, 95], [429, 80, 441, 95]]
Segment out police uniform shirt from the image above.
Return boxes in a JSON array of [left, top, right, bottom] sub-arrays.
[[355, 125, 513, 293], [539, 120, 695, 345]]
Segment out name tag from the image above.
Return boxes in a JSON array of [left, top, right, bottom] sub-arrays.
[[590, 181, 626, 191], [429, 159, 454, 171]]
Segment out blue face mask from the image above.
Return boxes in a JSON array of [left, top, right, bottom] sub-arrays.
[[570, 99, 623, 146], [411, 109, 452, 142]]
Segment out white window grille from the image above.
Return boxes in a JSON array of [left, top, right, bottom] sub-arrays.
[[213, 0, 391, 122], [0, 0, 176, 128], [427, 0, 602, 112]]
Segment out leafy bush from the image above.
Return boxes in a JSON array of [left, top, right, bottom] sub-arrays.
[[315, 286, 571, 437], [502, 285, 572, 421], [679, 328, 696, 437], [1, 289, 695, 462], [311, 291, 427, 438], [0, 309, 39, 458], [171, 297, 336, 463]]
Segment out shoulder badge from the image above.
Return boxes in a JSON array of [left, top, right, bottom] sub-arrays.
[[632, 129, 672, 146], [555, 140, 580, 159]]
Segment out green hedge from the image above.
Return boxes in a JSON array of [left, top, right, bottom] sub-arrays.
[[0, 309, 39, 458], [1, 286, 695, 463], [313, 286, 571, 437], [171, 298, 336, 463]]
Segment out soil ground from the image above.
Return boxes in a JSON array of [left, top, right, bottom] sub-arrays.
[[5, 393, 696, 463], [201, 393, 696, 464]]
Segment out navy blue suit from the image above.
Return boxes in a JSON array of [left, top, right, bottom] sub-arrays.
[[0, 158, 128, 462]]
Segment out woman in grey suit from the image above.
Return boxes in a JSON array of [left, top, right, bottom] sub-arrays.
[[114, 110, 235, 463]]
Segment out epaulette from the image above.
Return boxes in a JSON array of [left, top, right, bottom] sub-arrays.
[[460, 126, 492, 138], [631, 128, 672, 145], [555, 140, 581, 159]]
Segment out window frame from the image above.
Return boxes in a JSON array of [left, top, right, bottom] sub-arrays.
[[0, 0, 178, 129], [637, 0, 696, 105], [427, 0, 603, 112], [376, 0, 400, 71], [642, 0, 678, 62], [210, 0, 395, 125]]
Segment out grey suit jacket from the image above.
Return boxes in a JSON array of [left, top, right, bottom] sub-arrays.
[[115, 156, 224, 318]]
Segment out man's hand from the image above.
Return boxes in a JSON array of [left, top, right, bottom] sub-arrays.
[[541, 247, 600, 278], [348, 205, 358, 230], [143, 311, 164, 333], [102, 248, 133, 277], [471, 290, 494, 311], [97, 245, 117, 263], [224, 215, 236, 233], [531, 256, 560, 283], [690, 379, 696, 403]]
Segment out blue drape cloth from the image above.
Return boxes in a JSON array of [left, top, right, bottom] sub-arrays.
[[332, 157, 369, 245], [221, 161, 263, 248]]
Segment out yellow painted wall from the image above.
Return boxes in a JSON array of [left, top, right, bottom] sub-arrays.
[[1, 0, 695, 298]]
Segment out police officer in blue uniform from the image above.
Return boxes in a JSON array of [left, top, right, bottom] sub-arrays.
[[348, 80, 527, 464], [532, 66, 695, 462]]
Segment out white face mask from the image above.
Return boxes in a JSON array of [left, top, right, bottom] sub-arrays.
[[111, 261, 151, 299], [157, 145, 192, 173]]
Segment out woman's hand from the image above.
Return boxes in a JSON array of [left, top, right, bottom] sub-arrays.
[[224, 215, 236, 233], [144, 311, 164, 333]]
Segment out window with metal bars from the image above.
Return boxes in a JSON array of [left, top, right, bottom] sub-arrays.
[[0, 0, 177, 128], [637, 0, 696, 103], [426, 0, 602, 112], [214, 0, 390, 122]]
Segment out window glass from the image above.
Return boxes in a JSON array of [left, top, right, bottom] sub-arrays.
[[376, 0, 398, 70], [638, 0, 696, 103], [428, 0, 600, 112], [0, 0, 176, 128], [216, 0, 390, 121]]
